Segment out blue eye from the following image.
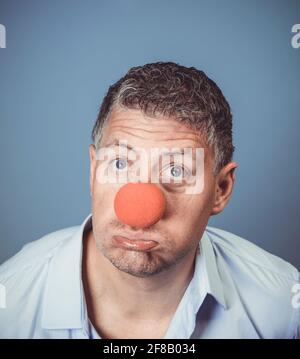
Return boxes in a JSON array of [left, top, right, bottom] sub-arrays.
[[115, 158, 127, 170], [170, 165, 183, 177]]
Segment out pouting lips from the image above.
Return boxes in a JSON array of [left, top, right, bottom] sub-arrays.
[[112, 235, 159, 251]]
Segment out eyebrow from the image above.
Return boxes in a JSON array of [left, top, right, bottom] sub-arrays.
[[104, 138, 136, 152], [103, 138, 197, 159]]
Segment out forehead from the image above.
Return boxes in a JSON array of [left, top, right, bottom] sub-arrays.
[[102, 107, 206, 149]]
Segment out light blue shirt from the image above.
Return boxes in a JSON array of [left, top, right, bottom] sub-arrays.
[[0, 214, 299, 339]]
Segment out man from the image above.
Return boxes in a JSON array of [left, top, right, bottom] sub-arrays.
[[0, 62, 299, 339]]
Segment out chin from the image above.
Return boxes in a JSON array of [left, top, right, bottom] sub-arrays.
[[106, 251, 166, 277]]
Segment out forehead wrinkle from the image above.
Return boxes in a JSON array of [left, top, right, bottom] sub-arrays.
[[106, 125, 203, 144], [106, 131, 204, 150], [108, 122, 196, 135], [108, 114, 198, 131]]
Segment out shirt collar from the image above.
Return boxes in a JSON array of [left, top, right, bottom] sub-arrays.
[[199, 231, 228, 309], [41, 214, 227, 331], [162, 230, 227, 339], [41, 213, 92, 330]]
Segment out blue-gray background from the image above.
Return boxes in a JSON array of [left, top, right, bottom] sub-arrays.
[[0, 0, 299, 268]]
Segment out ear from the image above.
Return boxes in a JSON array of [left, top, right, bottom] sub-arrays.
[[210, 161, 238, 216], [89, 144, 97, 197]]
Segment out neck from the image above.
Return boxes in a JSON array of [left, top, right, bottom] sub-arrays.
[[82, 229, 198, 322]]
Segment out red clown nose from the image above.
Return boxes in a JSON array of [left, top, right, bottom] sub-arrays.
[[114, 183, 166, 228]]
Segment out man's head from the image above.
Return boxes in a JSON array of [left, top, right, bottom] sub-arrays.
[[88, 61, 237, 277]]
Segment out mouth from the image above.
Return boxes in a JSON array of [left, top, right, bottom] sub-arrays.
[[112, 235, 159, 251]]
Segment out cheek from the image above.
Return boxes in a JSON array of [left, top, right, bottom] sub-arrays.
[[164, 194, 211, 237], [168, 190, 211, 218], [92, 183, 116, 218]]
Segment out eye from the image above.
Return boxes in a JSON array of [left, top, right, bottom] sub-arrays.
[[164, 163, 191, 181], [112, 158, 128, 170], [170, 165, 183, 178]]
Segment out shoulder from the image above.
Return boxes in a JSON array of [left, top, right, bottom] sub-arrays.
[[205, 226, 300, 338], [0, 224, 81, 338], [0, 225, 79, 280], [205, 225, 299, 280]]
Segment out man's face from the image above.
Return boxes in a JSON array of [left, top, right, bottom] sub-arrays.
[[89, 107, 217, 277]]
